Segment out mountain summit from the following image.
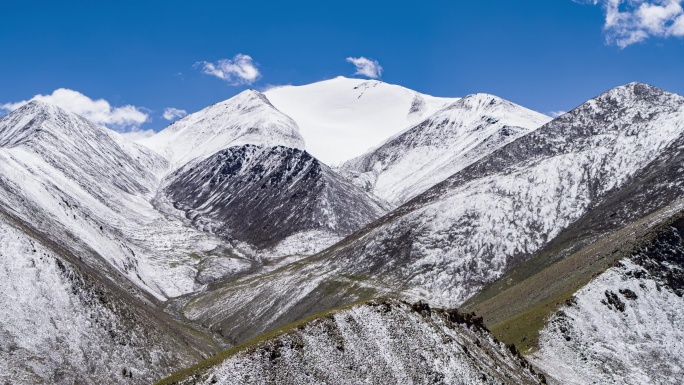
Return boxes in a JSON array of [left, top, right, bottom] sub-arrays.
[[264, 76, 457, 164], [341, 93, 551, 205], [141, 89, 305, 168]]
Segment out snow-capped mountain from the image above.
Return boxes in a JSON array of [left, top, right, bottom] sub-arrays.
[[341, 93, 551, 205], [0, 102, 221, 383], [0, 100, 167, 195], [162, 144, 388, 255], [158, 299, 546, 385], [0, 101, 234, 300], [173, 83, 684, 351], [319, 82, 684, 305], [264, 76, 456, 165], [141, 90, 305, 169], [4, 79, 684, 385]]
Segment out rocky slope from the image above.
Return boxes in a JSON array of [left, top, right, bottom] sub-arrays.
[[317, 82, 684, 305], [341, 93, 551, 205], [0, 213, 216, 385], [528, 207, 684, 384], [157, 299, 546, 385], [163, 144, 388, 255]]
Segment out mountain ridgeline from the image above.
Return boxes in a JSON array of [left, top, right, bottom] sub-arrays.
[[341, 93, 551, 205], [1, 78, 683, 385]]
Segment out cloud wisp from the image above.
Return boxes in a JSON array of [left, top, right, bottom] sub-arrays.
[[346, 57, 383, 79], [0, 88, 149, 131], [163, 107, 188, 121], [581, 0, 684, 47], [195, 54, 261, 85]]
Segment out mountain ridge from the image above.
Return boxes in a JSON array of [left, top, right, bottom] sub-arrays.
[[2, 81, 684, 384], [340, 92, 551, 205], [141, 89, 305, 169]]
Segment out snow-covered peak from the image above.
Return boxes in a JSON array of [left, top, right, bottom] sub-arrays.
[[341, 93, 550, 205], [140, 89, 305, 169], [603, 81, 661, 98], [534, 83, 684, 151], [0, 100, 80, 147], [0, 97, 168, 194], [264, 76, 457, 165]]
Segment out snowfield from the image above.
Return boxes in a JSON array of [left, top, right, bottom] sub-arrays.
[[265, 76, 457, 165]]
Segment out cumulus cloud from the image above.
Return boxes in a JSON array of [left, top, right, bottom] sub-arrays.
[[0, 88, 149, 131], [346, 57, 383, 78], [162, 107, 187, 121], [195, 54, 260, 85], [580, 0, 684, 47], [549, 110, 567, 118]]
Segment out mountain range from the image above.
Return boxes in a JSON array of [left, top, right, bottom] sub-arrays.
[[0, 77, 682, 385]]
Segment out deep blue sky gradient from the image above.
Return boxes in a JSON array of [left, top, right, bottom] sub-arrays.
[[1, 0, 683, 130]]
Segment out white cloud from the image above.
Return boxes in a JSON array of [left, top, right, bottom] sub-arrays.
[[259, 83, 291, 92], [195, 54, 260, 85], [346, 57, 383, 78], [119, 128, 156, 143], [581, 0, 684, 47], [549, 110, 567, 118], [0, 88, 149, 131], [162, 107, 187, 121]]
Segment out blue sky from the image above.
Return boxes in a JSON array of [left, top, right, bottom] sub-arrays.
[[1, 0, 683, 134]]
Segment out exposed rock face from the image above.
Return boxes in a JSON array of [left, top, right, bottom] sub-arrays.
[[163, 144, 388, 252]]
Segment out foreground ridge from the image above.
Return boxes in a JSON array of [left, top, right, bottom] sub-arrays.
[[157, 299, 547, 385]]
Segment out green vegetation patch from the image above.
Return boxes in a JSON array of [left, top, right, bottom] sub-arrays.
[[463, 204, 684, 353]]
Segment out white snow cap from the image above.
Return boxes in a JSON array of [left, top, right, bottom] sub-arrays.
[[265, 76, 456, 165], [140, 89, 304, 168]]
